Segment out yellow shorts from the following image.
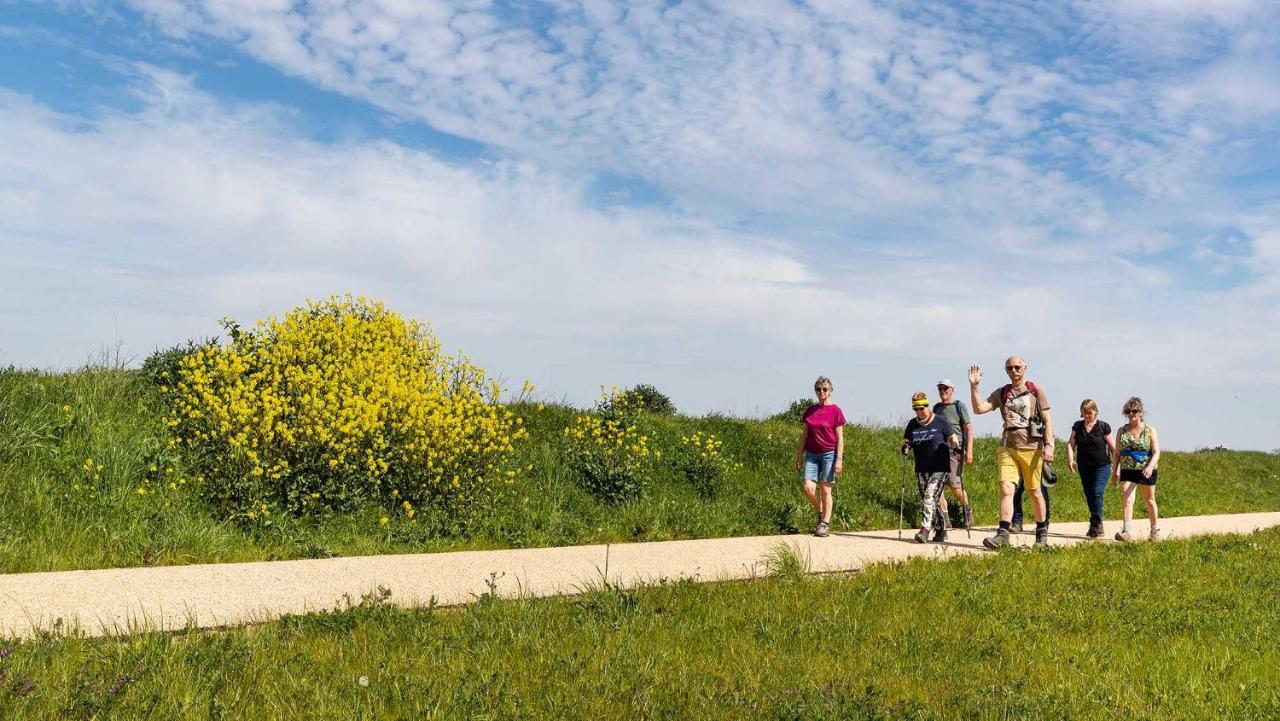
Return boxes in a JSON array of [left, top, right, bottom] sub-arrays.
[[997, 446, 1043, 491]]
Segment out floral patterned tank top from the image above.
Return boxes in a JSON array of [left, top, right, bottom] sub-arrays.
[[1118, 425, 1153, 471]]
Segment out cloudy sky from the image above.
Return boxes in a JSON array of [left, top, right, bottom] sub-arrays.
[[2, 0, 1279, 450]]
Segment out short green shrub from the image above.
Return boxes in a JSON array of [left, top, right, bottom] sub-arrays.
[[563, 389, 657, 503], [771, 397, 812, 422], [163, 296, 527, 521], [613, 383, 676, 415], [673, 431, 740, 498], [137, 337, 219, 388]]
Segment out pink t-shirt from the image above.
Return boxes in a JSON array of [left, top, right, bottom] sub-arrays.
[[802, 404, 846, 453]]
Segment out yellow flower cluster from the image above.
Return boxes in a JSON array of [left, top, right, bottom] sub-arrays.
[[562, 388, 658, 502], [676, 432, 741, 498], [68, 457, 104, 501], [681, 431, 723, 458], [163, 295, 526, 519], [565, 415, 653, 458]]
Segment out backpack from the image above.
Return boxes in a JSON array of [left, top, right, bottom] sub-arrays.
[[936, 400, 969, 445], [1000, 380, 1038, 405], [999, 382, 1045, 440]]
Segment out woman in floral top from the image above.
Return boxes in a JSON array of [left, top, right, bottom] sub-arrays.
[[1112, 396, 1161, 542]]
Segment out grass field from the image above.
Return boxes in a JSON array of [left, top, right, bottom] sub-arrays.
[[3, 364, 1280, 573], [1, 526, 1277, 719]]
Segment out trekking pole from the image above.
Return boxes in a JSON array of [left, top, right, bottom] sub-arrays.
[[956, 447, 971, 540], [898, 450, 910, 540]]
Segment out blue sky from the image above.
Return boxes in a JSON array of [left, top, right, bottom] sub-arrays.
[[2, 0, 1279, 450]]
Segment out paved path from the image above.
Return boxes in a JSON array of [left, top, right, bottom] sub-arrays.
[[4, 512, 1278, 640]]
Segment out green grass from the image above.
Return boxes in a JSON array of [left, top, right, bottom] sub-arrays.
[[3, 365, 1280, 573], [2, 527, 1279, 719]]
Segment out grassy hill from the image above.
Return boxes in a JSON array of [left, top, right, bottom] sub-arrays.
[[3, 365, 1279, 573]]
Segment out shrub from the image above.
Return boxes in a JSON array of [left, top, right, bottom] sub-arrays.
[[611, 383, 676, 415], [163, 296, 526, 520], [673, 431, 740, 498], [563, 389, 657, 503], [771, 397, 813, 422], [138, 338, 219, 388]]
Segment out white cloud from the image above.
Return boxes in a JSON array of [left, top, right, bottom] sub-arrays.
[[6, 4, 1280, 449], [94, 0, 1280, 266], [5, 75, 1280, 448], [0, 80, 1022, 364]]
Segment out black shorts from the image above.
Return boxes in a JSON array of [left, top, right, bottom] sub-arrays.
[[1120, 468, 1157, 486]]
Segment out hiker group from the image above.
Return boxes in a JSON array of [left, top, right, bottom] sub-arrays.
[[796, 357, 1162, 549]]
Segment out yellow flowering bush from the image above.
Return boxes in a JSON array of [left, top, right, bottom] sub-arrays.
[[675, 431, 741, 498], [163, 296, 526, 520], [563, 388, 657, 503]]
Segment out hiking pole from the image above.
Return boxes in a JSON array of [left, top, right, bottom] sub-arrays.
[[898, 449, 910, 540], [955, 447, 971, 540]]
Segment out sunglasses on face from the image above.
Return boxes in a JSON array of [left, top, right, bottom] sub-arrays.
[[1005, 365, 1024, 371], [912, 405, 929, 411], [815, 388, 831, 393], [1125, 410, 1141, 415]]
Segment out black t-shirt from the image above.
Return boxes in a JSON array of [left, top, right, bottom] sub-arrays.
[[1072, 419, 1112, 467], [904, 415, 955, 474]]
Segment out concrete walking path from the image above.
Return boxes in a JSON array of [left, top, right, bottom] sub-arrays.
[[3, 512, 1278, 640]]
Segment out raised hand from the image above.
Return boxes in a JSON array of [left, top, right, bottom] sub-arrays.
[[968, 365, 982, 386]]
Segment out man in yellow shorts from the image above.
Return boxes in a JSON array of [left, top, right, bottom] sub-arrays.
[[969, 357, 1055, 548]]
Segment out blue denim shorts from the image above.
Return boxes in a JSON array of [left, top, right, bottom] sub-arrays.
[[803, 451, 837, 483]]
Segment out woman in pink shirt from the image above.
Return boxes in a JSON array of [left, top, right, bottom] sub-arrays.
[[795, 376, 846, 537]]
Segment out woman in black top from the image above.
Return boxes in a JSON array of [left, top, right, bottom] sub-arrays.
[[1067, 399, 1116, 538]]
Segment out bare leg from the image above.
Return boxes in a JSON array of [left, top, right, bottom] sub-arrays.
[[1030, 489, 1047, 524], [999, 480, 1016, 523], [1141, 484, 1158, 529], [803, 480, 820, 514], [819, 483, 834, 524], [1120, 481, 1137, 526]]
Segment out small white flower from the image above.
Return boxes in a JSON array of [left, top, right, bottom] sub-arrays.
[[358, 676, 369, 687]]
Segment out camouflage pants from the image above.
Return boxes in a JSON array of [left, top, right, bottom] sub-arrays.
[[916, 471, 949, 530]]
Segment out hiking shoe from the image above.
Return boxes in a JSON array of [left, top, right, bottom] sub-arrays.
[[814, 521, 830, 538], [1150, 527, 1161, 541], [982, 530, 1011, 549], [932, 527, 948, 543], [1085, 521, 1101, 539], [962, 505, 973, 529], [913, 529, 929, 544], [1034, 529, 1049, 548], [1011, 521, 1024, 534], [1115, 530, 1134, 543]]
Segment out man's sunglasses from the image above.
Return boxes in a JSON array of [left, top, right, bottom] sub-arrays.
[[1005, 365, 1024, 371]]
